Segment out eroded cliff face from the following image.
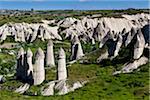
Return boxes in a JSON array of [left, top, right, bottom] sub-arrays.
[[0, 23, 62, 42], [59, 13, 150, 74], [0, 13, 149, 43], [60, 13, 149, 44]]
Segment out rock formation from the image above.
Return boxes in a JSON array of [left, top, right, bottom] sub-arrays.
[[93, 22, 109, 42], [113, 34, 123, 57], [54, 80, 69, 95], [46, 39, 55, 67], [16, 47, 46, 85], [26, 48, 34, 84], [58, 17, 78, 28], [113, 56, 148, 75], [0, 13, 149, 44], [99, 30, 112, 48], [41, 81, 55, 96], [57, 48, 67, 80], [37, 25, 45, 41], [0, 75, 6, 83], [15, 83, 30, 94], [42, 47, 86, 95], [33, 48, 45, 85], [125, 27, 137, 46], [16, 47, 34, 84], [70, 36, 84, 61], [16, 47, 25, 80], [59, 13, 149, 45], [133, 29, 145, 59], [0, 23, 62, 42]]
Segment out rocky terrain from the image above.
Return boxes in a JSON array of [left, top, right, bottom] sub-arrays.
[[0, 12, 149, 99]]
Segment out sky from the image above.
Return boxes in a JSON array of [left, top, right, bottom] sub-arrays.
[[0, 0, 149, 10]]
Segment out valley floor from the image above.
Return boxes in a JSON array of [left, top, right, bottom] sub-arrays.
[[0, 63, 149, 100]]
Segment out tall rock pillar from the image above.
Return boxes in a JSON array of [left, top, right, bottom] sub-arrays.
[[46, 39, 55, 67], [33, 48, 45, 85], [134, 29, 145, 59], [57, 48, 67, 80], [70, 36, 84, 61], [26, 48, 34, 84]]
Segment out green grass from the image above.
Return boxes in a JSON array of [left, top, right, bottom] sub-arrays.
[[81, 45, 108, 64], [0, 63, 149, 100], [0, 52, 16, 75]]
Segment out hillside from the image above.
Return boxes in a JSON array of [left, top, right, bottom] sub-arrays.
[[0, 10, 149, 100]]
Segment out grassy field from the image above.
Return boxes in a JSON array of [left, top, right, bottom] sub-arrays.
[[0, 63, 149, 100]]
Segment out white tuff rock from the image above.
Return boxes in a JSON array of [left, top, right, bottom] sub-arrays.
[[58, 17, 78, 28], [59, 13, 149, 44], [70, 36, 84, 60], [55, 80, 68, 95], [113, 34, 123, 57], [33, 48, 45, 85], [125, 27, 137, 46], [0, 23, 62, 42], [26, 48, 34, 83], [134, 29, 145, 59], [0, 75, 6, 83], [113, 56, 148, 74], [57, 48, 67, 80], [41, 81, 55, 96], [46, 40, 55, 67], [15, 83, 30, 94]]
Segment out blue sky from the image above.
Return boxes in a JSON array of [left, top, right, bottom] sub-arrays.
[[0, 0, 149, 10]]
